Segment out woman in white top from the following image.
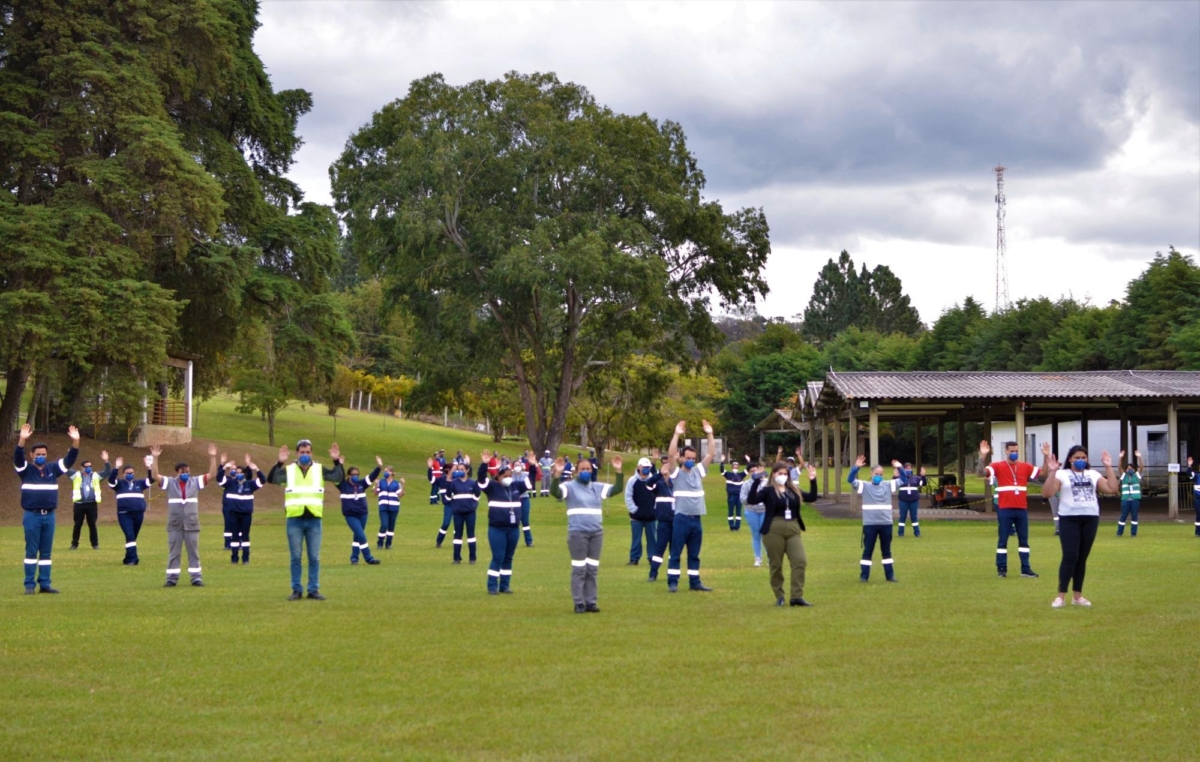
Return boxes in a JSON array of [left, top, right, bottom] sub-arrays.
[[1039, 443, 1119, 608]]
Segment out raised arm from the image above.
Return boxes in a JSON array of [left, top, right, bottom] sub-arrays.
[[13, 422, 31, 468], [1135, 449, 1143, 472], [1098, 450, 1120, 495], [98, 450, 112, 479], [848, 454, 866, 485], [61, 425, 80, 470], [148, 446, 163, 483], [1040, 451, 1061, 499], [323, 442, 344, 484], [701, 420, 715, 468], [667, 420, 685, 468], [205, 443, 218, 479], [801, 463, 819, 502], [976, 440, 991, 477]]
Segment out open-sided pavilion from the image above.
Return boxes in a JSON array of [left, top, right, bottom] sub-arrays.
[[756, 370, 1200, 517]]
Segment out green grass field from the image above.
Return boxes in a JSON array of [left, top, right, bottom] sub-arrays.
[[2, 401, 1198, 761]]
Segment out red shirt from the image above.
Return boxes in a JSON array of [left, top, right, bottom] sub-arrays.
[[986, 460, 1040, 510]]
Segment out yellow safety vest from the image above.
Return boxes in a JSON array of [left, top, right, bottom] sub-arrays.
[[285, 462, 325, 518], [71, 472, 104, 504]]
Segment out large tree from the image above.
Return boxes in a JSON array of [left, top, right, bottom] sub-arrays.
[[1104, 248, 1200, 369], [802, 250, 923, 343], [0, 0, 345, 443], [332, 72, 770, 454]]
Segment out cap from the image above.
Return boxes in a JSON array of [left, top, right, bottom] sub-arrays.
[[637, 457, 653, 468]]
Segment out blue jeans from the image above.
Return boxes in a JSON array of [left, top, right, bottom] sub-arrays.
[[1118, 500, 1139, 536], [668, 514, 704, 588], [996, 508, 1031, 571], [343, 514, 375, 562], [520, 495, 533, 545], [898, 500, 920, 536], [487, 525, 519, 592], [23, 510, 55, 588], [630, 519, 656, 563], [118, 510, 145, 563], [744, 510, 765, 559], [286, 516, 322, 594], [378, 508, 398, 546]]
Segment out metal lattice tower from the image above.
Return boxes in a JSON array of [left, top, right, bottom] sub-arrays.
[[994, 164, 1010, 312]]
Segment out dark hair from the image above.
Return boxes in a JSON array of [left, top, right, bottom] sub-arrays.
[[1065, 445, 1088, 462], [1004, 441, 1018, 449], [496, 465, 513, 478], [174, 462, 188, 472], [31, 443, 48, 453], [681, 445, 697, 457], [81, 460, 93, 468]]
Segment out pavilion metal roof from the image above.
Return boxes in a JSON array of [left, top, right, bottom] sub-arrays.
[[820, 370, 1200, 404]]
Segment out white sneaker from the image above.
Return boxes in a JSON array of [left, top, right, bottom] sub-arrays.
[[1071, 597, 1092, 607], [754, 557, 763, 567], [1051, 597, 1066, 608]]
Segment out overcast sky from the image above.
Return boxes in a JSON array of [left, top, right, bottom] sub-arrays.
[[255, 0, 1200, 324]]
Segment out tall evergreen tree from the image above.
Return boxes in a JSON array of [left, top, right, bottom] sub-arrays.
[[802, 250, 923, 343], [1104, 248, 1200, 369]]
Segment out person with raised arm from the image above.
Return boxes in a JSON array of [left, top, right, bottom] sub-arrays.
[[1041, 444, 1119, 608], [719, 454, 745, 531], [848, 455, 900, 583], [266, 439, 345, 600], [337, 456, 383, 565], [476, 451, 531, 594], [894, 462, 927, 538], [665, 420, 716, 593], [108, 454, 155, 565], [217, 454, 265, 564], [1116, 449, 1143, 537], [553, 453, 624, 612], [978, 439, 1041, 579], [748, 460, 819, 606], [740, 459, 768, 566], [149, 442, 218, 588], [14, 423, 79, 594], [66, 449, 110, 550], [375, 465, 404, 550], [442, 457, 481, 564]]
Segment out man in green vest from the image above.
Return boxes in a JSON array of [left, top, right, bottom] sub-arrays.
[[1117, 449, 1143, 537], [266, 438, 344, 601], [67, 450, 110, 550]]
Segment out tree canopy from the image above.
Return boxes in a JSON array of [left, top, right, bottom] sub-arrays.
[[332, 71, 770, 453], [802, 250, 923, 343]]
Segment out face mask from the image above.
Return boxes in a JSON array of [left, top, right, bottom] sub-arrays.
[[903, 469, 912, 477], [640, 467, 653, 476], [1008, 452, 1019, 461], [178, 473, 190, 483], [871, 475, 883, 485], [125, 473, 135, 482], [384, 472, 392, 480], [1072, 459, 1088, 471], [298, 454, 312, 466], [453, 470, 464, 479], [500, 477, 513, 487], [350, 475, 360, 483], [683, 459, 696, 469], [34, 455, 47, 466], [235, 472, 245, 481], [84, 466, 93, 475], [732, 466, 739, 472], [1126, 467, 1135, 474], [578, 471, 592, 484], [773, 474, 787, 486], [752, 471, 763, 480]]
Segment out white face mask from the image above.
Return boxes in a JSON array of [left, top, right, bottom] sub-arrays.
[[500, 477, 513, 487], [774, 474, 788, 486]]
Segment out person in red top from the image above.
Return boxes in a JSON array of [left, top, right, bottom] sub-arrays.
[[978, 440, 1040, 579]]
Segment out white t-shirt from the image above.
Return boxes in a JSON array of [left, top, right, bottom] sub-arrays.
[[1053, 469, 1102, 517]]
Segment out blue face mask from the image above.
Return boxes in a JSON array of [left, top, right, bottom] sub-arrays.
[[452, 470, 464, 479], [640, 467, 653, 476], [350, 474, 360, 483], [1008, 452, 1019, 461], [1072, 459, 1088, 471], [578, 471, 592, 484], [178, 473, 190, 483], [298, 454, 312, 466], [903, 469, 912, 477], [84, 466, 93, 475], [384, 472, 392, 480], [683, 459, 696, 469], [34, 455, 47, 466], [125, 473, 135, 482], [235, 472, 245, 481], [871, 475, 883, 485]]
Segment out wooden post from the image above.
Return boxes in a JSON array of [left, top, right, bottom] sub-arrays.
[[759, 430, 765, 460], [1051, 418, 1059, 458], [937, 417, 945, 479], [847, 406, 859, 506], [955, 412, 965, 491], [834, 417, 844, 504], [868, 404, 880, 468], [1081, 409, 1089, 450], [1015, 403, 1026, 464], [914, 419, 922, 470], [1119, 408, 1129, 467], [821, 420, 829, 498], [1168, 400, 1179, 519]]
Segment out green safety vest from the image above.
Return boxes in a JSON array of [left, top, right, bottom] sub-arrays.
[[71, 472, 103, 504], [285, 462, 325, 518], [1120, 473, 1141, 500]]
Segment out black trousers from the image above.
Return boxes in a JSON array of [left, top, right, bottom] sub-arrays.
[[72, 501, 99, 547], [1057, 515, 1099, 594]]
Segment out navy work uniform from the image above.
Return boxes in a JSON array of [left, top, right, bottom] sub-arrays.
[[218, 467, 263, 563], [647, 472, 675, 581], [720, 461, 745, 530], [895, 470, 927, 537], [514, 464, 534, 546], [338, 467, 382, 564], [109, 468, 153, 565], [623, 459, 658, 565], [442, 467, 481, 563], [428, 459, 445, 505], [375, 472, 402, 549], [477, 463, 528, 593], [14, 443, 78, 593]]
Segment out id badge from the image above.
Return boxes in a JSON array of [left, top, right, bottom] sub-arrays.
[[510, 510, 516, 524], [784, 509, 793, 520]]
